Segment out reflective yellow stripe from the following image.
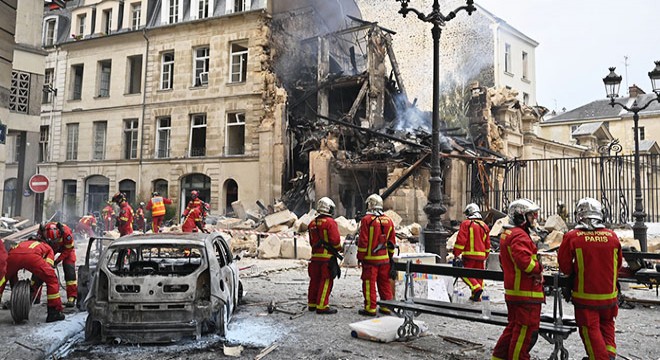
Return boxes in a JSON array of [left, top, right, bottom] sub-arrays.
[[65, 244, 74, 249], [524, 256, 536, 273], [66, 280, 77, 286], [491, 357, 505, 360], [507, 247, 521, 291], [606, 345, 616, 354], [364, 254, 390, 261], [462, 277, 480, 290], [504, 289, 545, 298], [582, 326, 594, 359], [576, 248, 585, 294], [463, 250, 486, 257], [311, 253, 333, 259], [47, 293, 61, 300], [45, 258, 54, 265], [365, 279, 372, 310], [512, 325, 527, 360], [571, 290, 618, 301], [454, 244, 465, 250], [357, 247, 367, 252], [317, 278, 331, 310], [0, 276, 5, 287], [29, 241, 40, 249], [612, 248, 618, 293], [469, 226, 475, 253]]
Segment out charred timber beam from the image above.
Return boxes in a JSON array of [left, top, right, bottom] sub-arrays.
[[346, 80, 370, 123], [346, 15, 397, 35], [383, 34, 408, 103], [315, 113, 427, 149], [381, 153, 430, 200]]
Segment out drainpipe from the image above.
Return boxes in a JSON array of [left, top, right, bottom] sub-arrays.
[[139, 28, 149, 200]]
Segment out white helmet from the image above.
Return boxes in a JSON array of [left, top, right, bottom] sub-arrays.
[[575, 197, 603, 223], [508, 198, 540, 226], [464, 203, 482, 219], [365, 194, 383, 211], [317, 197, 336, 216]]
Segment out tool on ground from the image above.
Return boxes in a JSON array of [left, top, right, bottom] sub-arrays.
[[266, 300, 298, 315]]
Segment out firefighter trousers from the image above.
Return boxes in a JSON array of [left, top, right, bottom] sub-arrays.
[[360, 262, 393, 314], [308, 261, 333, 310], [492, 302, 541, 360], [152, 215, 165, 233], [575, 306, 617, 360], [461, 257, 485, 298], [0, 253, 63, 311]]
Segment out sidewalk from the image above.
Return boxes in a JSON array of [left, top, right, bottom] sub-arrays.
[[0, 302, 86, 360]]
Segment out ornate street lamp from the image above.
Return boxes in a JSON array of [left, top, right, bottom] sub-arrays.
[[602, 61, 660, 252], [395, 0, 476, 261]]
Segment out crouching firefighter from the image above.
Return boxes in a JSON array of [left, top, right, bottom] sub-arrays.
[[307, 197, 343, 314], [0, 239, 65, 322], [39, 222, 78, 308]]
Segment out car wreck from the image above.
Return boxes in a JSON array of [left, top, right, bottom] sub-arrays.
[[82, 232, 242, 344]]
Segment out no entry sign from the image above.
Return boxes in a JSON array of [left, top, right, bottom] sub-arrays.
[[29, 174, 50, 193]]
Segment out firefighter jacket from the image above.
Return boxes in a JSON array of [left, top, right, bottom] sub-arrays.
[[11, 240, 55, 266], [102, 205, 115, 220], [136, 207, 145, 221], [182, 207, 204, 232], [558, 228, 622, 308], [79, 215, 97, 228], [454, 219, 491, 261], [0, 238, 7, 287], [147, 196, 171, 217], [43, 222, 75, 262], [357, 213, 396, 265], [183, 198, 204, 217], [499, 226, 545, 303], [117, 202, 134, 235], [308, 215, 341, 262]]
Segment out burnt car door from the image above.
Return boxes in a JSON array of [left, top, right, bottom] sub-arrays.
[[212, 237, 238, 314], [77, 237, 114, 310]]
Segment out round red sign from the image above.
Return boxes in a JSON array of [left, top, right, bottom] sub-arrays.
[[29, 174, 50, 193]]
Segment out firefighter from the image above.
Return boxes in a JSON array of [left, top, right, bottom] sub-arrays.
[[0, 237, 7, 300], [492, 198, 545, 360], [453, 203, 491, 301], [39, 222, 78, 308], [307, 197, 342, 314], [112, 192, 134, 236], [0, 239, 65, 322], [75, 212, 97, 238], [357, 194, 396, 316], [181, 204, 207, 233], [135, 202, 146, 232], [558, 198, 622, 360], [182, 189, 205, 220], [102, 199, 115, 232], [146, 191, 172, 233]]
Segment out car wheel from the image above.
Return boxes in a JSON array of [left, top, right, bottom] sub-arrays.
[[85, 315, 101, 343]]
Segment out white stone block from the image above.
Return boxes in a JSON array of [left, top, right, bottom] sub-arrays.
[[544, 214, 568, 233], [258, 234, 281, 259], [231, 200, 247, 220], [264, 210, 297, 229], [335, 216, 358, 236], [384, 210, 402, 228]]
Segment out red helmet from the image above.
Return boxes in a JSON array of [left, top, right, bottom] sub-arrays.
[[42, 222, 61, 241], [203, 202, 210, 212], [112, 192, 125, 203], [190, 190, 199, 199]]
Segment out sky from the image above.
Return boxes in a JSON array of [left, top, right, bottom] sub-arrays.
[[476, 0, 660, 112]]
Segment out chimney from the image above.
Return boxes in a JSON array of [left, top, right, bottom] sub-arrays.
[[629, 84, 646, 98]]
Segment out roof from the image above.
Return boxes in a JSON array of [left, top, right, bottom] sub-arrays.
[[571, 122, 603, 136], [544, 93, 660, 124], [639, 139, 659, 153], [475, 4, 539, 46]]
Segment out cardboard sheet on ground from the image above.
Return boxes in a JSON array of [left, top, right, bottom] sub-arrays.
[[349, 316, 427, 343]]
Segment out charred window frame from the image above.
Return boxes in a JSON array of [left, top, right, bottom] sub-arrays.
[[98, 60, 112, 97], [189, 114, 207, 157], [93, 121, 107, 160], [39, 125, 49, 162], [127, 55, 143, 94], [156, 116, 171, 158], [230, 41, 248, 83], [161, 52, 174, 90], [71, 64, 84, 100], [225, 112, 245, 155], [66, 123, 79, 161], [9, 71, 30, 114], [124, 118, 139, 159], [193, 47, 209, 87]]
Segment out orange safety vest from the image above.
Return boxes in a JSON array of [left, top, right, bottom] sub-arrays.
[[151, 196, 166, 217]]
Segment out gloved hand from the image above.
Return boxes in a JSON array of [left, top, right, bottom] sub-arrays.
[[452, 257, 463, 268]]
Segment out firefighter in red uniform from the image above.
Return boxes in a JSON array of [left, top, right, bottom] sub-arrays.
[[135, 202, 146, 232], [181, 205, 206, 233], [75, 212, 97, 238], [182, 190, 205, 220], [492, 198, 545, 360], [40, 222, 78, 307], [113, 192, 134, 236], [146, 192, 172, 233], [453, 203, 491, 301], [0, 238, 7, 299], [307, 197, 342, 314], [357, 194, 396, 316], [0, 239, 65, 322], [102, 200, 115, 232], [558, 198, 622, 360]]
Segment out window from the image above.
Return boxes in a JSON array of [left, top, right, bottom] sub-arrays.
[[523, 92, 529, 105], [39, 126, 49, 162], [102, 9, 112, 34], [193, 47, 209, 87], [5, 134, 20, 164], [98, 60, 112, 97], [198, 0, 210, 19], [522, 51, 528, 80], [66, 123, 79, 160], [230, 42, 248, 83], [189, 114, 207, 157], [638, 126, 645, 141], [43, 68, 54, 104], [119, 179, 137, 205], [71, 64, 84, 100], [504, 43, 512, 73], [93, 121, 107, 160], [153, 179, 169, 198], [127, 55, 142, 94], [225, 112, 245, 155], [161, 52, 174, 90], [9, 71, 30, 113], [156, 116, 171, 158], [62, 180, 78, 223], [131, 3, 141, 30], [2, 178, 17, 217], [169, 0, 180, 23], [77, 14, 86, 36], [44, 19, 56, 46], [124, 119, 139, 159], [228, 0, 250, 13], [570, 125, 579, 135]]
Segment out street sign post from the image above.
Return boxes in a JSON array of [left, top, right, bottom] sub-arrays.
[[29, 174, 50, 193]]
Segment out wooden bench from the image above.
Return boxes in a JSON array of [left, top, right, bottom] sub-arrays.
[[377, 261, 577, 360]]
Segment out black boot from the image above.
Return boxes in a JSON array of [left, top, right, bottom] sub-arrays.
[[46, 307, 65, 323]]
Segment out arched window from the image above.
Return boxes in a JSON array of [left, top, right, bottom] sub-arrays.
[[119, 179, 137, 206], [223, 179, 238, 215], [152, 179, 169, 198], [180, 173, 211, 211], [86, 175, 109, 215]]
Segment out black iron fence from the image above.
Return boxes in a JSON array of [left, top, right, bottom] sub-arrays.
[[467, 153, 660, 224]]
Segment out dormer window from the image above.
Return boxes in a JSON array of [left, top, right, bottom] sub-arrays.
[[77, 14, 86, 36], [102, 9, 112, 34], [226, 0, 250, 14], [169, 0, 180, 23], [198, 0, 209, 19], [44, 18, 57, 46], [131, 3, 142, 30]]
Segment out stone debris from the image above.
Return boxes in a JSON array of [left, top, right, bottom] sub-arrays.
[[258, 234, 282, 259], [543, 214, 568, 233], [383, 210, 403, 228], [280, 236, 312, 260], [334, 216, 358, 236], [489, 216, 510, 237], [545, 230, 564, 249], [231, 200, 247, 220], [264, 210, 297, 229]]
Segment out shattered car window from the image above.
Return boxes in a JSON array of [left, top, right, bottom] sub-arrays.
[[105, 244, 204, 276]]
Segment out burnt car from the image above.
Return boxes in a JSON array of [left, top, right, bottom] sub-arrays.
[[82, 232, 242, 344]]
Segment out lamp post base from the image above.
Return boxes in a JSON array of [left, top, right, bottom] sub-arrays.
[[632, 215, 648, 252], [423, 228, 448, 263]]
